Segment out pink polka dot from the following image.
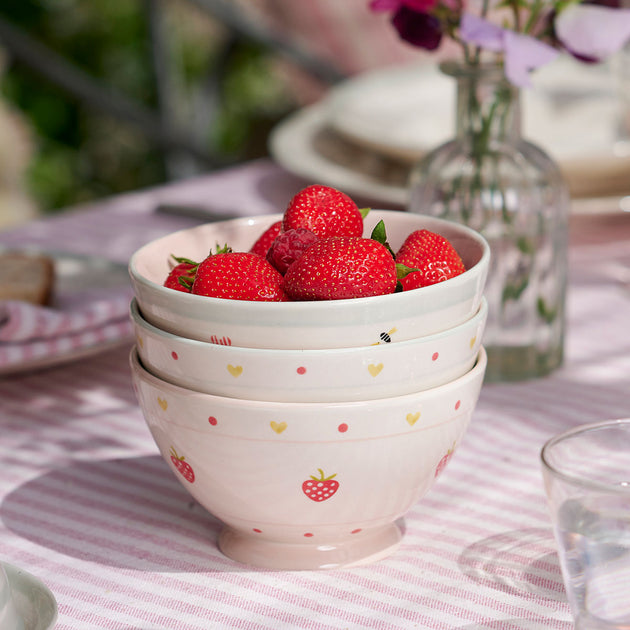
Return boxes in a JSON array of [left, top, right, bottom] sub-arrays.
[[338, 423, 348, 433], [455, 400, 461, 410], [253, 528, 262, 533], [171, 351, 178, 360], [303, 532, 314, 538], [297, 366, 306, 375], [208, 416, 218, 425], [351, 528, 362, 534], [432, 352, 439, 361]]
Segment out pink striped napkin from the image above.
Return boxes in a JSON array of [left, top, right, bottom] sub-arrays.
[[0, 287, 134, 373], [0, 291, 132, 342]]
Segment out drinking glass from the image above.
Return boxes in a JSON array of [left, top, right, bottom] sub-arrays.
[[541, 419, 630, 630]]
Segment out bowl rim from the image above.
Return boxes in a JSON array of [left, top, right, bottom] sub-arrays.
[[128, 210, 490, 313], [130, 344, 488, 408], [130, 296, 488, 356]]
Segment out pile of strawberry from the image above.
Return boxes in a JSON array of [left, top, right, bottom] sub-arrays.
[[163, 185, 466, 302]]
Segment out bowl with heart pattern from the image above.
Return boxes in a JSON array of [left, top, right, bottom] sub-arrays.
[[130, 344, 487, 570], [131, 296, 487, 402]]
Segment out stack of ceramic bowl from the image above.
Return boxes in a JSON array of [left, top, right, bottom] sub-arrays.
[[128, 209, 490, 570]]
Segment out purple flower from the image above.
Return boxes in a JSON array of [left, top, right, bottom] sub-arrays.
[[503, 31, 559, 87], [584, 0, 621, 7], [369, 0, 630, 82], [554, 4, 630, 61], [391, 7, 443, 50], [369, 0, 443, 50], [369, 0, 437, 12], [459, 13, 559, 87]]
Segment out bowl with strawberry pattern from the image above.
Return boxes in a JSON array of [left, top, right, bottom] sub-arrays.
[[131, 296, 487, 402], [129, 186, 490, 350], [130, 344, 487, 570]]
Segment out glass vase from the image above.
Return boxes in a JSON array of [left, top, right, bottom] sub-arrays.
[[408, 61, 569, 382]]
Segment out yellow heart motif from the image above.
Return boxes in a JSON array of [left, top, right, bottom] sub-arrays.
[[157, 397, 168, 411], [469, 336, 476, 349], [227, 364, 243, 377], [368, 363, 384, 377], [406, 412, 420, 426], [136, 336, 144, 348], [270, 421, 287, 434]]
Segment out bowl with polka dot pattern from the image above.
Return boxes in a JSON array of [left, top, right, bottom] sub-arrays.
[[130, 345, 487, 570], [131, 296, 487, 403], [128, 210, 489, 350]]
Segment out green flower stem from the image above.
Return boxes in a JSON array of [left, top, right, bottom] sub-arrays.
[[448, 65, 558, 317], [524, 0, 544, 34]]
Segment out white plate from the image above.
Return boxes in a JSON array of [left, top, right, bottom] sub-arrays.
[[3, 563, 57, 630], [269, 102, 410, 207], [0, 250, 133, 376], [270, 57, 630, 205], [326, 57, 620, 164]]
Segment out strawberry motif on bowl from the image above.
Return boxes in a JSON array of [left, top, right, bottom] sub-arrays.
[[170, 446, 195, 483], [435, 443, 456, 478], [302, 469, 339, 502]]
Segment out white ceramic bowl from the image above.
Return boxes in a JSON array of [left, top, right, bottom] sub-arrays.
[[129, 210, 489, 349], [131, 296, 487, 402], [130, 345, 487, 570], [0, 564, 22, 630]]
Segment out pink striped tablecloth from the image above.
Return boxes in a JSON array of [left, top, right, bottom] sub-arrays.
[[1, 160, 629, 630]]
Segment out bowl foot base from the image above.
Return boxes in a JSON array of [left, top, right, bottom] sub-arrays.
[[218, 521, 403, 570]]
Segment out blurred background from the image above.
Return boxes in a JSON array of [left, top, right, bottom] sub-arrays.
[[0, 0, 421, 228]]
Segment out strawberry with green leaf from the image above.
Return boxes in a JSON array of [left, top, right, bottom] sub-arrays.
[[192, 250, 288, 301], [396, 229, 465, 290], [302, 469, 339, 502], [170, 447, 195, 483], [283, 236, 395, 301], [283, 221, 415, 301], [163, 255, 198, 292]]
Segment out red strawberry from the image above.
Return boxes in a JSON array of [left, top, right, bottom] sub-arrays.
[[170, 447, 195, 483], [302, 469, 339, 502], [249, 221, 282, 257], [283, 236, 397, 301], [192, 251, 288, 301], [396, 229, 466, 290], [164, 256, 198, 292], [266, 228, 319, 275], [283, 185, 365, 238]]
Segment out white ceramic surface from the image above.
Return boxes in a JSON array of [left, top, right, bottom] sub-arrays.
[[130, 345, 487, 570], [269, 103, 410, 207], [131, 296, 487, 402], [1, 563, 57, 630], [326, 57, 618, 164], [129, 210, 490, 350], [0, 563, 23, 630], [269, 58, 628, 207]]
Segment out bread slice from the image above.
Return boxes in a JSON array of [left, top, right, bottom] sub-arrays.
[[0, 252, 55, 305]]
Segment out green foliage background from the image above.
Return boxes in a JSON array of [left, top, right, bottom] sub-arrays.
[[0, 0, 294, 213]]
